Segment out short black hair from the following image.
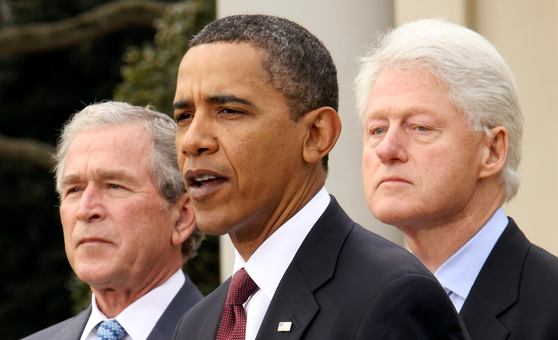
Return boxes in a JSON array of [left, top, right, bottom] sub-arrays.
[[190, 14, 338, 170]]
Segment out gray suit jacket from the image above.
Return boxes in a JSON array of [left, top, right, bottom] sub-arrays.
[[173, 196, 469, 340], [460, 218, 558, 340], [22, 272, 203, 340]]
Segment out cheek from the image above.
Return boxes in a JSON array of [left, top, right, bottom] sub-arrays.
[[59, 207, 75, 242], [362, 149, 381, 181]]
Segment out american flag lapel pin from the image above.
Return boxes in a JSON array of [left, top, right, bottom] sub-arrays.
[[277, 321, 292, 332]]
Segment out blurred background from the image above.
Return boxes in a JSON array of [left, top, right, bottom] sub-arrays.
[[1, 0, 556, 338]]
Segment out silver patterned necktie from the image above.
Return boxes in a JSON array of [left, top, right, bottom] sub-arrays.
[[96, 319, 127, 340]]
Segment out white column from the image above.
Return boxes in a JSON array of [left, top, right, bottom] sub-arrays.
[[217, 0, 398, 281]]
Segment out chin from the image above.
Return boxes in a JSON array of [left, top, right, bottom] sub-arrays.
[[371, 202, 416, 227], [196, 219, 231, 237], [74, 264, 113, 286]]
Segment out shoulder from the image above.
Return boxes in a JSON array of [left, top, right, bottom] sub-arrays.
[[171, 273, 204, 310], [342, 222, 432, 277], [21, 307, 91, 340], [311, 223, 466, 338], [520, 243, 558, 294]]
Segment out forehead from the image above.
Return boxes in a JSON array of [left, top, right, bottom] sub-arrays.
[[64, 123, 152, 176], [365, 68, 452, 118], [175, 42, 274, 99]]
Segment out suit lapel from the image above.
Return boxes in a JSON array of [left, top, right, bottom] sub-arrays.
[[460, 218, 530, 340], [255, 196, 352, 340], [147, 273, 204, 340]]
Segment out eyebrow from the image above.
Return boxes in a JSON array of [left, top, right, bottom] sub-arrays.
[[61, 169, 137, 187], [172, 94, 254, 112], [208, 94, 253, 106], [61, 175, 81, 187], [172, 100, 192, 112]]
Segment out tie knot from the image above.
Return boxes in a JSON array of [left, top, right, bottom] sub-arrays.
[[97, 319, 127, 340], [226, 268, 258, 306]]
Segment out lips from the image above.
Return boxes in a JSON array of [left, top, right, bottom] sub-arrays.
[[78, 237, 110, 246], [378, 176, 411, 187], [185, 169, 227, 200]]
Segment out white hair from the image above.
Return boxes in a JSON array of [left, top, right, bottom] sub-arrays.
[[355, 18, 524, 200]]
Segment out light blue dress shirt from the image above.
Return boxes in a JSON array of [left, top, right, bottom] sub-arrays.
[[434, 207, 508, 312]]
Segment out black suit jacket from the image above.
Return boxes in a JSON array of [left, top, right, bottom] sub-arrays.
[[22, 272, 203, 340], [460, 218, 558, 340], [173, 197, 468, 340]]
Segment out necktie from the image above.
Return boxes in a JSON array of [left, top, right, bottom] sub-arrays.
[[96, 319, 127, 340], [216, 268, 259, 340]]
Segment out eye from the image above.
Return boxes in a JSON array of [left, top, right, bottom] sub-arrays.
[[220, 107, 244, 115], [415, 126, 429, 132], [175, 112, 193, 123], [66, 187, 81, 194], [370, 127, 386, 136], [62, 186, 82, 199], [108, 183, 122, 190]]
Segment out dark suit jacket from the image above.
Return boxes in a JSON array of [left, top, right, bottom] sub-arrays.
[[173, 197, 468, 340], [460, 218, 558, 340], [22, 272, 203, 340]]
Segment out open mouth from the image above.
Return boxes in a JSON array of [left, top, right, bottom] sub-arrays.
[[192, 174, 218, 187], [186, 171, 226, 199]]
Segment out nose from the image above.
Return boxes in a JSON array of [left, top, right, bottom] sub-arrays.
[[75, 186, 106, 222], [375, 127, 409, 164], [178, 111, 219, 157]]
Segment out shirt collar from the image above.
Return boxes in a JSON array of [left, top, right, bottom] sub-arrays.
[[233, 187, 330, 302], [435, 207, 508, 305], [80, 269, 185, 340]]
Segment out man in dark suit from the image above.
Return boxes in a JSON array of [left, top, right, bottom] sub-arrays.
[[22, 102, 204, 340], [357, 18, 558, 340], [171, 14, 468, 340]]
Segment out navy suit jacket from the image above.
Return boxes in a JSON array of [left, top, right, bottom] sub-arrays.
[[22, 272, 203, 340], [460, 218, 558, 340], [173, 197, 468, 340]]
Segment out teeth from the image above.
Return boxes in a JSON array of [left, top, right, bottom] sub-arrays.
[[195, 175, 216, 182]]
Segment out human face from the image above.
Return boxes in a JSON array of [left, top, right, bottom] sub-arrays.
[[362, 68, 486, 232], [60, 124, 182, 290], [174, 43, 308, 242]]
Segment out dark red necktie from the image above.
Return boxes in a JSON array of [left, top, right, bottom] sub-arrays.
[[216, 268, 259, 340]]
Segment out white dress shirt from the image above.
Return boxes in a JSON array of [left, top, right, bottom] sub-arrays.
[[434, 207, 508, 312], [80, 269, 185, 340], [231, 187, 330, 340]]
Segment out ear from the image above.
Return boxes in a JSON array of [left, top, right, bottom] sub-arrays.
[[479, 126, 508, 179], [171, 193, 196, 247], [300, 106, 342, 165]]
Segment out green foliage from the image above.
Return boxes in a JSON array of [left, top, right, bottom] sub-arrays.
[[114, 0, 215, 115]]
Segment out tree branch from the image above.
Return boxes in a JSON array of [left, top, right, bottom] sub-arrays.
[[0, 0, 171, 59], [0, 134, 54, 169]]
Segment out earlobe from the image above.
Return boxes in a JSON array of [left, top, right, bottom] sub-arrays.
[[301, 107, 342, 164], [171, 193, 196, 246], [479, 126, 508, 179]]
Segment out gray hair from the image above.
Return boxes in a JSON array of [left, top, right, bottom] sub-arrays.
[[355, 18, 523, 200], [189, 14, 339, 171], [53, 101, 203, 260]]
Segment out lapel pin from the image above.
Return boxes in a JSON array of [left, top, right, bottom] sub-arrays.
[[277, 321, 292, 332]]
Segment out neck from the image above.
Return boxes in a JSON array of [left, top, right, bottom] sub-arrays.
[[91, 258, 183, 318], [403, 186, 505, 273], [231, 168, 326, 262]]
